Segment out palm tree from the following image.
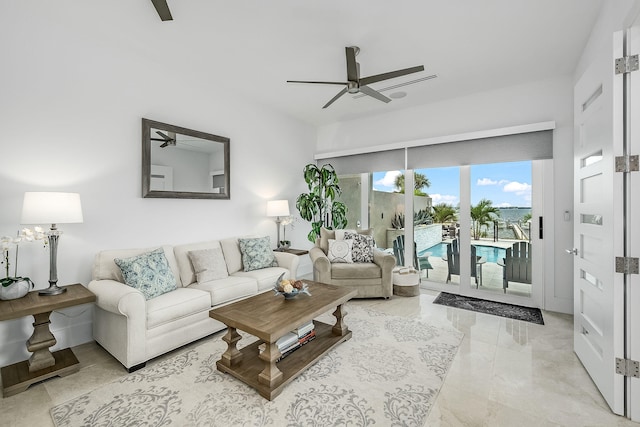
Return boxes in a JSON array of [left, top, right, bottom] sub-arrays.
[[432, 203, 457, 223], [470, 199, 500, 240], [394, 172, 431, 196]]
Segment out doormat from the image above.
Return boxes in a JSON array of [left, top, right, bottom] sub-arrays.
[[432, 292, 544, 325]]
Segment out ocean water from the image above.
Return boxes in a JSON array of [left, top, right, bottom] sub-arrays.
[[497, 207, 531, 223]]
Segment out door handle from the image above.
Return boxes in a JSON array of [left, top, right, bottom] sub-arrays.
[[566, 248, 578, 255]]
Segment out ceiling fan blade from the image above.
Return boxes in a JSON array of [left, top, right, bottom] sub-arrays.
[[345, 47, 359, 82], [359, 85, 391, 103], [156, 131, 172, 141], [160, 141, 169, 148], [323, 87, 348, 109], [287, 80, 348, 85], [359, 65, 425, 86], [150, 0, 173, 21]]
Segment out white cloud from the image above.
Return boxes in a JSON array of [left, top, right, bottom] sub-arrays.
[[373, 170, 402, 189], [477, 178, 497, 186], [503, 181, 531, 195], [431, 194, 459, 205], [496, 202, 513, 208]]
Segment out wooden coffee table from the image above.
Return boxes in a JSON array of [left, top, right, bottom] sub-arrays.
[[209, 281, 357, 400]]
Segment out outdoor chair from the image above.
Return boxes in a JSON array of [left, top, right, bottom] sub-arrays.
[[501, 241, 532, 293], [445, 239, 482, 286], [393, 235, 432, 277]]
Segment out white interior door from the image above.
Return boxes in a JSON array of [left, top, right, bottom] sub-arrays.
[[626, 22, 640, 421], [573, 32, 625, 415]]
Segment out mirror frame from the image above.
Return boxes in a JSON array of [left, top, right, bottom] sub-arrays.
[[142, 118, 230, 199]]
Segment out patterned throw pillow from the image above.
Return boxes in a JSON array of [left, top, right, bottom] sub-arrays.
[[188, 247, 229, 283], [344, 232, 374, 263], [238, 236, 278, 272], [114, 248, 178, 300], [327, 239, 354, 263]]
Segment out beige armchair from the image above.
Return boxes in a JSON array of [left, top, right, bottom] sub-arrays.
[[309, 228, 396, 298]]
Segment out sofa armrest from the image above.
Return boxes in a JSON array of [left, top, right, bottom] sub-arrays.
[[309, 247, 331, 283], [273, 251, 300, 277], [88, 279, 146, 316], [373, 249, 396, 291]]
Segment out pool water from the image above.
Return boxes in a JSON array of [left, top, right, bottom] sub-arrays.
[[419, 243, 507, 264]]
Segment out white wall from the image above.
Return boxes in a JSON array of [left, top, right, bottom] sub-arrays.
[[0, 6, 315, 366], [317, 75, 575, 313]]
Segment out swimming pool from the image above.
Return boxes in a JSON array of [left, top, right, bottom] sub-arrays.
[[419, 243, 507, 264]]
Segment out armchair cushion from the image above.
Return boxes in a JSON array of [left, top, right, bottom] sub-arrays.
[[114, 248, 178, 300], [344, 231, 374, 263], [328, 239, 354, 263], [331, 262, 381, 279], [238, 236, 278, 272]]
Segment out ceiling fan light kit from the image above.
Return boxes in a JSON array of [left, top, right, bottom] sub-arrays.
[[287, 46, 425, 108]]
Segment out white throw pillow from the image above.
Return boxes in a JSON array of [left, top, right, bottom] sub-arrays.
[[327, 239, 354, 263], [188, 248, 229, 283]]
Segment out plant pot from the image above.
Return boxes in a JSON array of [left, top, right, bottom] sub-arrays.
[[0, 280, 30, 300]]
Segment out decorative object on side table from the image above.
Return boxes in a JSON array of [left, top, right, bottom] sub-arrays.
[[21, 192, 83, 296], [273, 273, 311, 299], [266, 199, 290, 251], [279, 240, 291, 250], [0, 228, 47, 300]]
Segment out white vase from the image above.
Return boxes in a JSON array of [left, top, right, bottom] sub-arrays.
[[0, 279, 30, 300]]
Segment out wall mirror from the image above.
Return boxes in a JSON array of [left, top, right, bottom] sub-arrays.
[[142, 118, 230, 199]]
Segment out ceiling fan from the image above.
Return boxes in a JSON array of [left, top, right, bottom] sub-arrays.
[[150, 0, 173, 21], [151, 131, 176, 148], [287, 46, 425, 109]]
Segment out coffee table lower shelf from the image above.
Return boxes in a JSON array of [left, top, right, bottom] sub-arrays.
[[216, 320, 351, 400]]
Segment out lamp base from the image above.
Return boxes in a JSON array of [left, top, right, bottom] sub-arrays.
[[39, 284, 67, 296]]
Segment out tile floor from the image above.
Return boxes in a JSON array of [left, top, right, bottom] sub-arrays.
[[0, 291, 636, 426]]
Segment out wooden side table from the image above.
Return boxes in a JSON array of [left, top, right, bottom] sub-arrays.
[[276, 248, 309, 256], [0, 283, 95, 397]]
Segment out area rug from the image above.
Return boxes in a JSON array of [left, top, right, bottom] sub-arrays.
[[50, 304, 463, 427], [433, 292, 544, 325]]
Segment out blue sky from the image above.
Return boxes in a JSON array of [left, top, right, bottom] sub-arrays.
[[372, 160, 532, 207]]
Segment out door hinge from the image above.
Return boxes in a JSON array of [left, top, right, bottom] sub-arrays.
[[615, 54, 639, 74], [616, 358, 640, 378], [615, 257, 639, 274], [615, 155, 639, 172]]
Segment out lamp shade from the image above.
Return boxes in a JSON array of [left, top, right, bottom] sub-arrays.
[[21, 192, 84, 225], [266, 199, 290, 217]]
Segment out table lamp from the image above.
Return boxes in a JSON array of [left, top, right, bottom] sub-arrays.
[[21, 192, 84, 295], [266, 200, 290, 250]]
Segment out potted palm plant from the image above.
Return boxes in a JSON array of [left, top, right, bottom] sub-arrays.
[[296, 163, 347, 243]]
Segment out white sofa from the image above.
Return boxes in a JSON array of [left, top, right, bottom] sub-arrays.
[[88, 237, 299, 372]]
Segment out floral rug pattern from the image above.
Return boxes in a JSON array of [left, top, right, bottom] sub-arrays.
[[51, 305, 463, 427]]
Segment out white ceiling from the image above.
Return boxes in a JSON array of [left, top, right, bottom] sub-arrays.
[[101, 0, 604, 127]]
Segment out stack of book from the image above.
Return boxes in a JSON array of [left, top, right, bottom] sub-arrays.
[[260, 320, 317, 362]]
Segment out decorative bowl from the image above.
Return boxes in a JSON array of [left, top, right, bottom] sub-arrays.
[[273, 273, 311, 299]]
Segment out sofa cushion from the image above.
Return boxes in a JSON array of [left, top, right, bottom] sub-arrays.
[[331, 262, 381, 280], [114, 248, 178, 300], [328, 239, 354, 263], [344, 232, 374, 263], [92, 246, 180, 284], [233, 266, 290, 292], [238, 236, 278, 272], [188, 275, 258, 306], [174, 240, 222, 286], [188, 247, 229, 283], [146, 287, 211, 329], [220, 238, 243, 274]]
